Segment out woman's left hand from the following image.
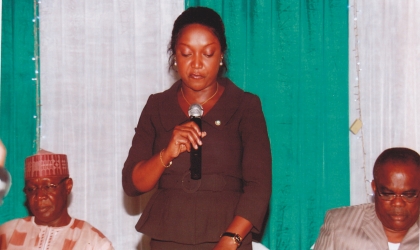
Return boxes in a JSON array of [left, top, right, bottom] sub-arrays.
[[213, 216, 252, 250]]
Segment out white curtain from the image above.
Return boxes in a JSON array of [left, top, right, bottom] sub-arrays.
[[349, 0, 420, 205], [39, 1, 183, 249]]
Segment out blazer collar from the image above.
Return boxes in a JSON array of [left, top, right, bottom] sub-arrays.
[[362, 204, 420, 250], [361, 204, 389, 250], [159, 78, 244, 131], [160, 80, 187, 131], [398, 215, 419, 250]]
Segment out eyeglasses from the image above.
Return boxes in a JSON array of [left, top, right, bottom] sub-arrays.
[[23, 178, 69, 195], [376, 189, 419, 203]]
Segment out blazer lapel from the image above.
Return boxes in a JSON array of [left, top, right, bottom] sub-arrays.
[[361, 205, 389, 250], [203, 78, 244, 130], [160, 81, 189, 132], [398, 216, 419, 250], [159, 78, 245, 132]]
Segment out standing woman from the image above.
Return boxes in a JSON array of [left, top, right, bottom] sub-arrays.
[[123, 7, 271, 250]]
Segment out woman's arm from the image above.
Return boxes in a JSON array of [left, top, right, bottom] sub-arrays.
[[235, 94, 272, 231], [214, 216, 253, 249], [215, 94, 272, 249], [130, 121, 206, 193]]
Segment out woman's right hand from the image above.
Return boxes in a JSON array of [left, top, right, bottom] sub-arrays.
[[131, 120, 206, 193], [165, 120, 207, 160]]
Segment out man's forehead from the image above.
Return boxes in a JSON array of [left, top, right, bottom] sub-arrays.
[[25, 177, 63, 184], [377, 161, 419, 176], [375, 163, 420, 189]]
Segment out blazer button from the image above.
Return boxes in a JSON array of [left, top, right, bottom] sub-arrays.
[[215, 120, 221, 126]]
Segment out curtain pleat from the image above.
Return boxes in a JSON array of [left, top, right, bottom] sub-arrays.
[[0, 0, 37, 223], [187, 1, 349, 249]]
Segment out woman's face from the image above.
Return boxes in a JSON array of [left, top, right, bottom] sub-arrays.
[[175, 24, 223, 91]]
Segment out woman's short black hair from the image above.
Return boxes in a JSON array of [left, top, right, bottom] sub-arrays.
[[168, 6, 228, 76]]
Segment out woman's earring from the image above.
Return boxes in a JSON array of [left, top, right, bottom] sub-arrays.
[[219, 61, 223, 66], [174, 61, 177, 66]]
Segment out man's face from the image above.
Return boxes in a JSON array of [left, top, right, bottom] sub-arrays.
[[25, 177, 72, 226], [372, 161, 420, 234]]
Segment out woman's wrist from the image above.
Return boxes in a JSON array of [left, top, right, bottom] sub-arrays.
[[159, 148, 172, 168], [220, 232, 242, 247]]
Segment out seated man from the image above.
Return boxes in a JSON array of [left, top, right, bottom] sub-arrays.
[[0, 150, 114, 249], [314, 147, 420, 250]]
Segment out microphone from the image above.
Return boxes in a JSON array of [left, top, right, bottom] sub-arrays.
[[188, 104, 203, 180]]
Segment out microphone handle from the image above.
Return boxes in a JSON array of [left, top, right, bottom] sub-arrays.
[[190, 117, 201, 180]]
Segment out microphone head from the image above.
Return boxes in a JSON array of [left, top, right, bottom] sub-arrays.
[[188, 103, 204, 118]]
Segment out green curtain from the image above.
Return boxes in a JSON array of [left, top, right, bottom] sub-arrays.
[[186, 1, 349, 249], [0, 0, 38, 223]]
